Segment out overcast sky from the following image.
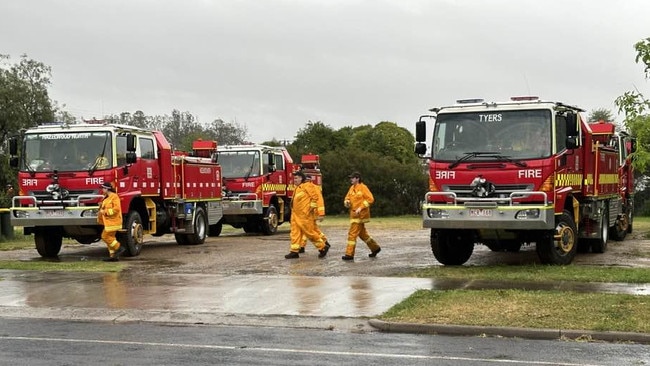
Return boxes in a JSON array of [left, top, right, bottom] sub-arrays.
[[1, 0, 649, 143]]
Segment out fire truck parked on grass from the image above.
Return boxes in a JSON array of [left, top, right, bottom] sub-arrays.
[[216, 144, 321, 235], [8, 121, 223, 258], [414, 97, 636, 265]]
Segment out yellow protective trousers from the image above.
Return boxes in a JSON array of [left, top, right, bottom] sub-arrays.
[[290, 214, 325, 253], [345, 222, 380, 257], [101, 229, 121, 255]]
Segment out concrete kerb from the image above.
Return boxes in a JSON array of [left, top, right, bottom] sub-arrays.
[[368, 319, 650, 344]]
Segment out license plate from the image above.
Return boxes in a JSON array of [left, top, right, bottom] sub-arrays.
[[44, 210, 64, 217], [469, 208, 492, 217]]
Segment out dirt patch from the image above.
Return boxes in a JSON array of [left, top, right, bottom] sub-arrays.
[[4, 226, 650, 276]]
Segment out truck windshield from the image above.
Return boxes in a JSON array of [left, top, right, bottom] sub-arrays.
[[219, 151, 261, 178], [432, 110, 552, 161], [23, 131, 113, 172]]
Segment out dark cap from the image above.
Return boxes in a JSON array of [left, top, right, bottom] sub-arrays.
[[348, 171, 361, 179], [100, 182, 113, 190], [294, 170, 307, 181]]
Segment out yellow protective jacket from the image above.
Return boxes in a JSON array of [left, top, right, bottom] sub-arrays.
[[292, 182, 320, 218], [98, 191, 123, 231], [303, 181, 325, 217], [345, 182, 374, 223]]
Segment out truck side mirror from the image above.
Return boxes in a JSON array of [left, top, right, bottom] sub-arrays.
[[126, 152, 137, 164], [566, 136, 578, 149], [415, 121, 426, 142], [630, 139, 637, 153], [126, 134, 137, 152], [9, 137, 18, 155], [9, 157, 19, 168], [415, 142, 427, 155], [266, 154, 276, 173], [566, 113, 579, 136]]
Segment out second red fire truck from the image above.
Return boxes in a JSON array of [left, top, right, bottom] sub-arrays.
[[215, 144, 321, 235]]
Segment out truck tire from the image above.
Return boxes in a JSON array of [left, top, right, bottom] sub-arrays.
[[591, 208, 609, 253], [430, 229, 474, 265], [117, 211, 144, 257], [209, 220, 223, 237], [612, 205, 631, 241], [187, 206, 207, 245], [536, 210, 577, 265], [261, 206, 279, 235], [34, 228, 62, 258]]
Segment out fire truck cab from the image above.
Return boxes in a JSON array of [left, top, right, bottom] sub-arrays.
[[414, 97, 635, 265]]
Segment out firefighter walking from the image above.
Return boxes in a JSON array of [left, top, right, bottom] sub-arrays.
[[98, 182, 126, 261], [342, 171, 381, 261], [285, 171, 330, 259], [299, 174, 330, 253]]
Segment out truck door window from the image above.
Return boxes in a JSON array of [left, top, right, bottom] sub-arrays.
[[274, 154, 284, 171], [555, 115, 567, 152], [140, 138, 155, 159], [116, 135, 128, 166]]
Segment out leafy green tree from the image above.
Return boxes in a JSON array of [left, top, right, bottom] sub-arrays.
[[291, 121, 351, 157], [0, 54, 56, 188], [587, 108, 614, 123], [615, 37, 650, 216], [616, 37, 650, 172], [319, 147, 427, 216], [349, 121, 418, 164], [207, 118, 248, 145]]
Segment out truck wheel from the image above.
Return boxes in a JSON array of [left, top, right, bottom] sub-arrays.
[[612, 206, 630, 241], [117, 211, 144, 257], [243, 222, 260, 233], [536, 210, 577, 265], [261, 206, 279, 235], [591, 208, 609, 253], [430, 229, 474, 265], [186, 206, 207, 245], [209, 220, 223, 237], [34, 228, 63, 258], [175, 233, 190, 245]]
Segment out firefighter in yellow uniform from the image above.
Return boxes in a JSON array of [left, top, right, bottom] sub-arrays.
[[98, 182, 126, 261], [342, 171, 381, 260], [285, 171, 330, 259], [299, 174, 330, 253]]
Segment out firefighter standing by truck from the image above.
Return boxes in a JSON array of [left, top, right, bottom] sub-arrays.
[[98, 182, 126, 262], [342, 171, 381, 261], [285, 171, 330, 259]]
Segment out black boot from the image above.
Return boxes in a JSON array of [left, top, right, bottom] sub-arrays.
[[299, 247, 305, 253], [341, 255, 354, 261], [369, 247, 381, 258], [318, 243, 330, 258], [285, 252, 299, 259]]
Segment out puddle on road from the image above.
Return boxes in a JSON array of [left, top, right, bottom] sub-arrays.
[[0, 270, 648, 319]]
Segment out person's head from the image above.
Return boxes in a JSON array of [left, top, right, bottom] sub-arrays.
[[293, 171, 307, 184], [348, 171, 361, 183], [100, 182, 114, 193], [6, 184, 13, 192]]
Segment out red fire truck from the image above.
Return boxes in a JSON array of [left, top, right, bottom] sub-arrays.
[[215, 144, 320, 235], [414, 97, 636, 265], [8, 121, 223, 258]]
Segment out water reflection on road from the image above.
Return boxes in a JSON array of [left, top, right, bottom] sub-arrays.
[[1, 270, 647, 320]]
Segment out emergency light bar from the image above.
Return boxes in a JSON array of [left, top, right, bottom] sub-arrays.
[[510, 96, 539, 101], [456, 98, 485, 104]]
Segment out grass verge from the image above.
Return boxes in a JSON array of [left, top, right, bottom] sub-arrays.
[[381, 289, 650, 333]]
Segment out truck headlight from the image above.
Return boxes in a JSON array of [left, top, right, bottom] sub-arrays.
[[427, 208, 449, 219], [516, 209, 540, 219]]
